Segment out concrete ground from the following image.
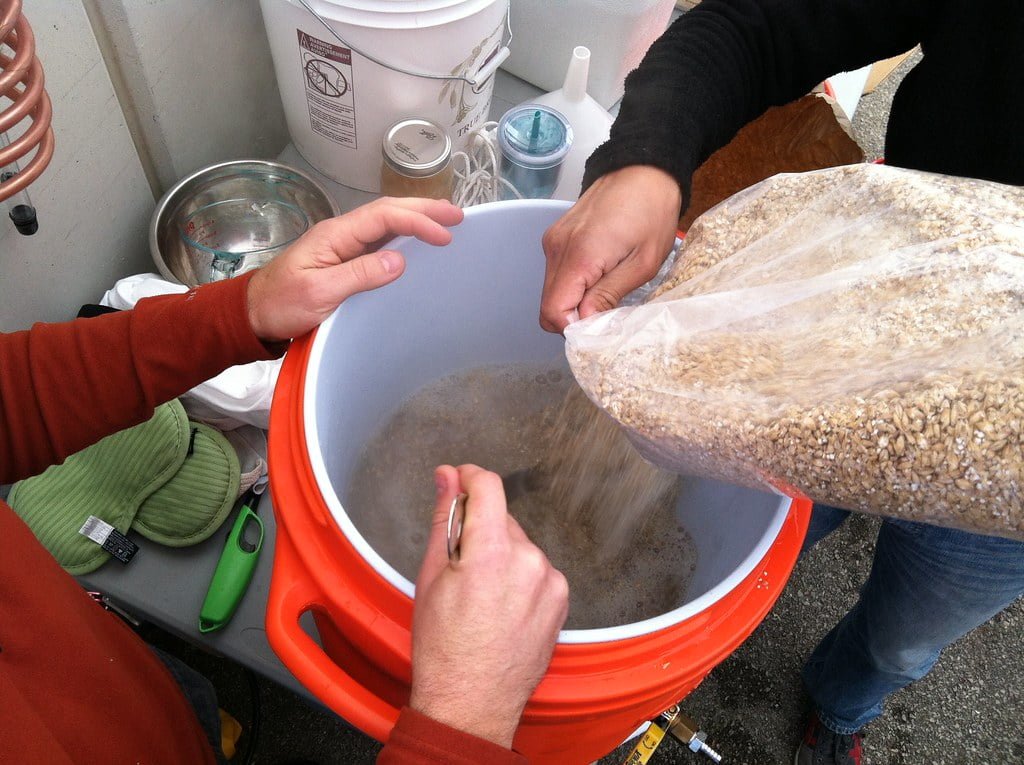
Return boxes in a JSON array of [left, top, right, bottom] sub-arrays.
[[153, 52, 1024, 765]]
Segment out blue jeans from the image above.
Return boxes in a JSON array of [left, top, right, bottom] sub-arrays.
[[799, 505, 1024, 734], [150, 646, 228, 764]]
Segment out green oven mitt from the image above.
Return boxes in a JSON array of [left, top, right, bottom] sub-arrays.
[[9, 400, 241, 574], [8, 401, 189, 574], [133, 421, 240, 547]]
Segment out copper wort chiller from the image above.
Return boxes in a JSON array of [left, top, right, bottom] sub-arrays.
[[1, 0, 54, 234]]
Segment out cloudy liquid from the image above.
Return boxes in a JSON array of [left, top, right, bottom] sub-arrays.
[[345, 363, 697, 629]]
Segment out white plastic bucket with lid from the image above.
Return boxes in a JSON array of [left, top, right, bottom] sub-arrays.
[[260, 0, 509, 192]]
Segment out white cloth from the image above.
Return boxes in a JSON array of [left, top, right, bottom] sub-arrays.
[[225, 426, 269, 495], [100, 273, 282, 431]]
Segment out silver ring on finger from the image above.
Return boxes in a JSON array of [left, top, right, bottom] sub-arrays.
[[446, 493, 467, 564]]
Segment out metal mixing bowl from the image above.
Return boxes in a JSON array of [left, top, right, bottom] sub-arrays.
[[150, 160, 340, 286]]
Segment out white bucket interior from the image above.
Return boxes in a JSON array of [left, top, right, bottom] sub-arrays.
[[303, 200, 791, 644]]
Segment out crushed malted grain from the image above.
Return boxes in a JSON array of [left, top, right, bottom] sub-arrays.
[[540, 383, 682, 559], [565, 164, 1024, 538]]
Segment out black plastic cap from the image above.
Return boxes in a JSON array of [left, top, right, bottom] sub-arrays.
[[10, 204, 38, 235]]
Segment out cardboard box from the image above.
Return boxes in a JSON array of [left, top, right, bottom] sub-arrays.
[[863, 49, 917, 93], [679, 94, 864, 230]]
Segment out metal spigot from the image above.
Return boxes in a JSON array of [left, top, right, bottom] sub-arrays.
[[620, 704, 723, 764], [664, 707, 723, 763]]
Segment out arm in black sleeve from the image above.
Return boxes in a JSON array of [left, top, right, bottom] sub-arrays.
[[584, 0, 942, 207]]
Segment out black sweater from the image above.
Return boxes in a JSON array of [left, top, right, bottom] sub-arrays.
[[584, 0, 1024, 208]]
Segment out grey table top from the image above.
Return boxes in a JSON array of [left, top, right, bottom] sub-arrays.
[[78, 492, 316, 700]]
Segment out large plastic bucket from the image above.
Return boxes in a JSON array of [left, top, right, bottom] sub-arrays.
[[259, 0, 509, 193], [267, 200, 811, 763]]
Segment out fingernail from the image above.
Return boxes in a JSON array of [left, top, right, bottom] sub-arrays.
[[565, 309, 580, 326], [379, 251, 401, 274], [434, 471, 447, 498]]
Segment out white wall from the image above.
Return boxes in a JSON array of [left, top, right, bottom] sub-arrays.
[[0, 0, 154, 331], [1, 0, 289, 331], [87, 0, 288, 192]]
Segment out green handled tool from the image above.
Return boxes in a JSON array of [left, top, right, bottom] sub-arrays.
[[199, 489, 265, 633]]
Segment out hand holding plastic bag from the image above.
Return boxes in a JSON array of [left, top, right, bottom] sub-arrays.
[[566, 164, 1024, 538]]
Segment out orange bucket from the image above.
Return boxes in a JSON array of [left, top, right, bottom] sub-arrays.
[[266, 200, 811, 763]]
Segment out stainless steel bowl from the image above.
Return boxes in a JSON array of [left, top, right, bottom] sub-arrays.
[[150, 159, 341, 286]]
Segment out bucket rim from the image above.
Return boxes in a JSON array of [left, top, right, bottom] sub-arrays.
[[290, 0, 511, 90], [302, 199, 793, 644], [309, 0, 484, 12], [294, 0, 502, 28]]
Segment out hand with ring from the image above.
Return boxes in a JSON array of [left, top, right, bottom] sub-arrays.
[[408, 464, 569, 749]]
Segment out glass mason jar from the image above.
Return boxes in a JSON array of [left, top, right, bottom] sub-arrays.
[[381, 118, 454, 200]]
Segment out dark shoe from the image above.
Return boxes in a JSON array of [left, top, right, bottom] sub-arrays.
[[793, 713, 863, 765]]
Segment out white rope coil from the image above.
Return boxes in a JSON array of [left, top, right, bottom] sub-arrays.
[[451, 121, 522, 207]]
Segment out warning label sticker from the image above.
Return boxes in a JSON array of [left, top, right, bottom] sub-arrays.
[[297, 29, 357, 149]]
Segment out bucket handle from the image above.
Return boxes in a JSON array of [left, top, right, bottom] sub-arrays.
[[297, 0, 513, 94], [266, 531, 401, 740]]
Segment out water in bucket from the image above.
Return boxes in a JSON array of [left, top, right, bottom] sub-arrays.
[[345, 361, 698, 630]]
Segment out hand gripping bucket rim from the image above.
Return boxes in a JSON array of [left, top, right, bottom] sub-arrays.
[[266, 200, 812, 762]]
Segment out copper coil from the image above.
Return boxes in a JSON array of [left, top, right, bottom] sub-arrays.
[[0, 0, 54, 203]]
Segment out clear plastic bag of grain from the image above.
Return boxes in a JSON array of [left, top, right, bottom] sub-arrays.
[[564, 164, 1024, 539]]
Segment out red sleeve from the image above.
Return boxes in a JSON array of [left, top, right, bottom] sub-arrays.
[[377, 707, 528, 765], [0, 271, 284, 483]]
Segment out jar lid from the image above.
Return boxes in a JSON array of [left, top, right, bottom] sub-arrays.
[[382, 119, 452, 178], [497, 105, 573, 169]]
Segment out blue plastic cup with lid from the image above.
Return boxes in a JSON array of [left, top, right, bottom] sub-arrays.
[[497, 104, 574, 200]]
